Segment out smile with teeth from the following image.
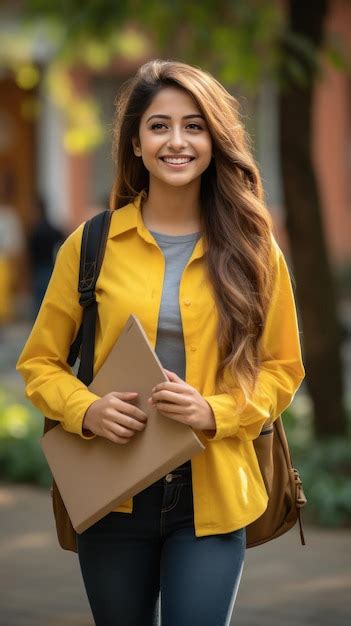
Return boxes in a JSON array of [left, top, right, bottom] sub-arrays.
[[160, 157, 194, 165]]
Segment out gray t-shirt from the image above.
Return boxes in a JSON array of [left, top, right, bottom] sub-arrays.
[[150, 229, 201, 377], [150, 229, 201, 471]]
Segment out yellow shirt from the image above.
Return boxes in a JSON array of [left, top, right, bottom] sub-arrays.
[[16, 192, 305, 536]]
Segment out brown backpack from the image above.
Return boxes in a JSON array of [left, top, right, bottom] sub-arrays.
[[247, 419, 307, 547], [42, 209, 307, 552]]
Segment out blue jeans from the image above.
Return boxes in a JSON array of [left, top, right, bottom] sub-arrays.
[[76, 463, 246, 626]]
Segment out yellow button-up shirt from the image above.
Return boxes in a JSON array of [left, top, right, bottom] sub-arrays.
[[16, 192, 305, 536]]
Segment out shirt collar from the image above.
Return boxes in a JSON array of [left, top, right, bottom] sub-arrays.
[[108, 189, 207, 259], [107, 191, 145, 239]]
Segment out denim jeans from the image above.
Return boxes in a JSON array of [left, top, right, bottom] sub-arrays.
[[76, 463, 246, 626]]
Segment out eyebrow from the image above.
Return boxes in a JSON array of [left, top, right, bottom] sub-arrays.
[[146, 114, 205, 122]]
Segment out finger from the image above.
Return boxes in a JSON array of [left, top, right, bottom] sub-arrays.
[[152, 382, 187, 395], [110, 391, 138, 399], [163, 369, 177, 382], [111, 399, 147, 422], [111, 412, 147, 432], [163, 369, 184, 383], [105, 430, 132, 444], [109, 411, 147, 434], [105, 430, 132, 445], [108, 422, 135, 438], [152, 389, 189, 405]]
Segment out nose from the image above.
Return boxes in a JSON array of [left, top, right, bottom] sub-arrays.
[[167, 125, 187, 150]]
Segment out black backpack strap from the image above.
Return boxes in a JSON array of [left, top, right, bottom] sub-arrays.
[[67, 209, 112, 385]]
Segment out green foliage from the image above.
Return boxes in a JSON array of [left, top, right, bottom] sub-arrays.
[[18, 0, 350, 90], [283, 404, 351, 528], [0, 389, 51, 487], [293, 438, 351, 528], [23, 0, 284, 91], [23, 0, 130, 37]]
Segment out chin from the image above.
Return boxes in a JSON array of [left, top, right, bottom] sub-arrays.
[[163, 177, 199, 188]]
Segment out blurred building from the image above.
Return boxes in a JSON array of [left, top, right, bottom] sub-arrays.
[[0, 41, 139, 234]]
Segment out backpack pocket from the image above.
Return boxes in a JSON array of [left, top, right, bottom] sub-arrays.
[[253, 424, 274, 496]]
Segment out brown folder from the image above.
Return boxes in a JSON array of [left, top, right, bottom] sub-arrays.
[[40, 314, 205, 533]]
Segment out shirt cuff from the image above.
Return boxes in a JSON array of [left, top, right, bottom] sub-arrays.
[[62, 388, 101, 439], [202, 394, 240, 441]]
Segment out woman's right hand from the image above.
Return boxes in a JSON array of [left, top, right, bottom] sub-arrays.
[[82, 391, 148, 444]]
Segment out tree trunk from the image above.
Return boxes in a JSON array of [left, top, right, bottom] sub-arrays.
[[278, 0, 347, 437]]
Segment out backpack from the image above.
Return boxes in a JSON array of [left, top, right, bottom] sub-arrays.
[[43, 209, 307, 552]]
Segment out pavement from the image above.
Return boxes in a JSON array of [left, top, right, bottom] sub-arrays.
[[0, 481, 350, 626]]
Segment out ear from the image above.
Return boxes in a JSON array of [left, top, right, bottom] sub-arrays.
[[132, 136, 142, 157]]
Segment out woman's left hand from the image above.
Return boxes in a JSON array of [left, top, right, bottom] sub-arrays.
[[147, 369, 216, 433]]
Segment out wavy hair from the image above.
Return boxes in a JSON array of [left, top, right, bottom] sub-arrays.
[[111, 59, 275, 408]]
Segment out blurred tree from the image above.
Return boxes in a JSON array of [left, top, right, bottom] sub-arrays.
[[21, 0, 348, 437], [279, 0, 347, 437]]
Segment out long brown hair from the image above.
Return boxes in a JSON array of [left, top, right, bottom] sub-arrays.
[[111, 59, 275, 408]]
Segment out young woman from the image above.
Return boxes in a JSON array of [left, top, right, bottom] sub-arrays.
[[16, 59, 305, 625]]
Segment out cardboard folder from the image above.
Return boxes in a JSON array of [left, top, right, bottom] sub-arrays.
[[40, 314, 205, 533]]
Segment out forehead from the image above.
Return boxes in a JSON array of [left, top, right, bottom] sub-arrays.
[[141, 87, 202, 120]]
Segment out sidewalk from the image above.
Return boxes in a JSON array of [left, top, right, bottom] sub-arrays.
[[0, 482, 350, 625]]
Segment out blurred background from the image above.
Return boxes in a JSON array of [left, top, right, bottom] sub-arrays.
[[0, 1, 350, 625]]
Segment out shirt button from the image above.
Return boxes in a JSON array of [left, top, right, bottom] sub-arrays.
[[190, 345, 197, 352], [184, 299, 191, 306], [165, 473, 173, 482]]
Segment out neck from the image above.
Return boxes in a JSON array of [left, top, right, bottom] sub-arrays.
[[141, 178, 202, 235]]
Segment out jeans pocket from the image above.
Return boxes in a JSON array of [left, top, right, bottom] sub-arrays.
[[161, 484, 183, 513]]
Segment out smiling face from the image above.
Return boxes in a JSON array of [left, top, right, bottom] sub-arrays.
[[132, 86, 213, 189]]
